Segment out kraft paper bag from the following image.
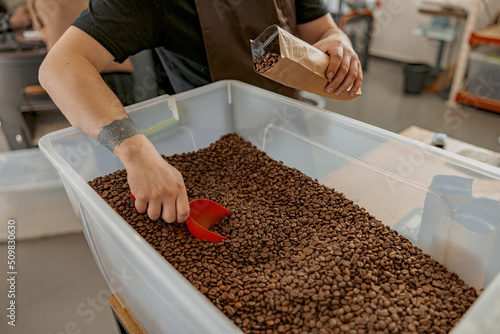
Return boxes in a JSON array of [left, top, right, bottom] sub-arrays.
[[251, 25, 362, 101]]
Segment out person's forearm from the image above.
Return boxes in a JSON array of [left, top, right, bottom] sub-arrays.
[[39, 26, 190, 223], [8, 6, 31, 31], [39, 53, 155, 167], [315, 26, 352, 47]]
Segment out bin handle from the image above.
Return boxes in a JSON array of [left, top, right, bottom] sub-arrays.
[[139, 99, 180, 136]]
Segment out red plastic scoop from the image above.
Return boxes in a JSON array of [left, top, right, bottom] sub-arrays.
[[130, 194, 229, 242], [186, 199, 230, 242]]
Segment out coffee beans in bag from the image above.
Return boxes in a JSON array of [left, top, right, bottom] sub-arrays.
[[251, 25, 362, 101]]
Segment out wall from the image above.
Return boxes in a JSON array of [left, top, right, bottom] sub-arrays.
[[369, 0, 500, 68]]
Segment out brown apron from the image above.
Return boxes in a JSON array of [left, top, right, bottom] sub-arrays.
[[193, 0, 298, 98]]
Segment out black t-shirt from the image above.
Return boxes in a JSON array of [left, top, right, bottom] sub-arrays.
[[73, 0, 329, 93]]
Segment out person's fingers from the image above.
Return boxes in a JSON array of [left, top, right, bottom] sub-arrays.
[[176, 188, 190, 223], [335, 57, 360, 95], [134, 193, 148, 214], [349, 63, 364, 97], [326, 54, 351, 95], [125, 153, 189, 223], [325, 47, 343, 83], [161, 196, 177, 223], [147, 196, 162, 221]]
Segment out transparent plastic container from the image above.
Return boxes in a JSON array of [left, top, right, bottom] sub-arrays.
[[39, 80, 500, 334], [0, 148, 80, 242]]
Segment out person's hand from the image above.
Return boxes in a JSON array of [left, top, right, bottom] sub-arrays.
[[313, 33, 363, 98], [126, 154, 190, 223], [38, 27, 47, 42], [117, 136, 190, 223], [9, 6, 31, 31]]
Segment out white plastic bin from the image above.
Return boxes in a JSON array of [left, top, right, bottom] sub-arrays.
[[0, 148, 81, 242], [39, 80, 500, 334]]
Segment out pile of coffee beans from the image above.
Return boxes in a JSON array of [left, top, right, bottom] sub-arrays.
[[254, 52, 282, 73], [89, 134, 478, 333]]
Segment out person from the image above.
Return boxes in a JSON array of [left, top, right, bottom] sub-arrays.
[[39, 0, 363, 224], [27, 0, 135, 105], [0, 5, 30, 33]]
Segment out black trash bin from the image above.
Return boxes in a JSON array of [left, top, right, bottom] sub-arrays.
[[403, 63, 432, 94]]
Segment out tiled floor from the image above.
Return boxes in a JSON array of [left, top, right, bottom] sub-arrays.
[[0, 57, 499, 333]]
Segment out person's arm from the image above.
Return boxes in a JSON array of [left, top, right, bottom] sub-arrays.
[[26, 0, 47, 43], [4, 6, 31, 31], [297, 13, 363, 98], [39, 26, 190, 223]]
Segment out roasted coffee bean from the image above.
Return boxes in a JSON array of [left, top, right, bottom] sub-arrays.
[[89, 133, 478, 334], [254, 52, 282, 73]]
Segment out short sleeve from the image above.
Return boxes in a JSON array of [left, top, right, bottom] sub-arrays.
[[72, 0, 165, 63], [295, 0, 329, 24]]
